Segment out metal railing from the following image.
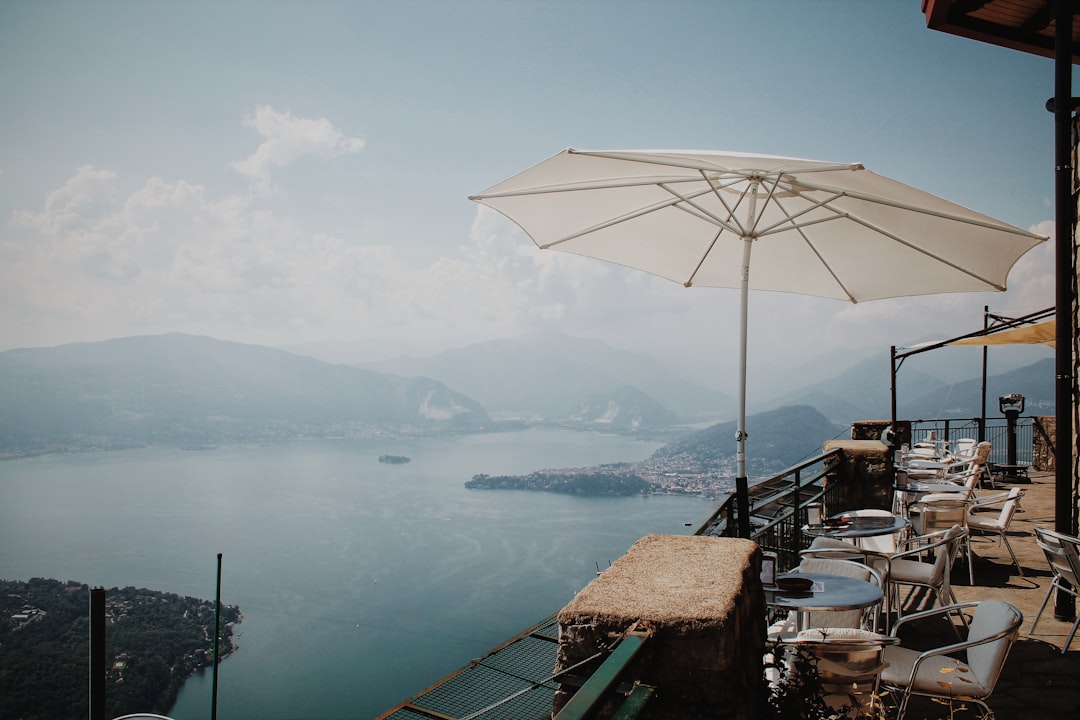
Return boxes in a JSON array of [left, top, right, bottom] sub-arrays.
[[696, 449, 845, 571], [696, 419, 1041, 573], [907, 416, 1039, 466]]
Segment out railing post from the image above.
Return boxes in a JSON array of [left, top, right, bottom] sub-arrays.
[[792, 468, 803, 564]]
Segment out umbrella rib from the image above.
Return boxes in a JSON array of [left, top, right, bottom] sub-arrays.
[[786, 176, 1043, 239], [767, 195, 858, 302], [542, 183, 722, 248], [679, 171, 760, 287], [570, 148, 863, 177], [469, 174, 707, 200], [842, 213, 1007, 289]]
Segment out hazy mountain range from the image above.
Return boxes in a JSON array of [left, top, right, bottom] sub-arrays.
[[360, 329, 735, 420], [0, 332, 1053, 462], [0, 334, 490, 456]]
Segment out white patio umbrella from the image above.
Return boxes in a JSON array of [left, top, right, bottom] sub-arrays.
[[469, 149, 1046, 537]]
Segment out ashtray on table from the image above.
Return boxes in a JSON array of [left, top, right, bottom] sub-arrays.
[[775, 575, 814, 592]]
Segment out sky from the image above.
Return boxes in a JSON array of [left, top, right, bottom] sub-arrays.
[[0, 0, 1066, 396]]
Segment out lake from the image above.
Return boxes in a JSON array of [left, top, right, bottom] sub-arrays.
[[0, 428, 717, 720]]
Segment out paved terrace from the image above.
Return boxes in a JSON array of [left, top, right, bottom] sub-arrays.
[[898, 468, 1080, 720]]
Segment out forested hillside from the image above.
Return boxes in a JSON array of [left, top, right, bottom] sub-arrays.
[[0, 578, 239, 720]]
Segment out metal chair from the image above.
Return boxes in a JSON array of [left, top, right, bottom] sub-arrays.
[[908, 496, 974, 584], [1031, 527, 1080, 653], [785, 627, 898, 717], [880, 599, 1022, 720], [886, 525, 968, 621], [966, 487, 1025, 577]]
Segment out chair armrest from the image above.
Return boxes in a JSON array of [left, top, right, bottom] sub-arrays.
[[889, 601, 980, 635]]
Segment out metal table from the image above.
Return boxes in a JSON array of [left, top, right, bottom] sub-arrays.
[[805, 514, 910, 540], [765, 573, 883, 632]]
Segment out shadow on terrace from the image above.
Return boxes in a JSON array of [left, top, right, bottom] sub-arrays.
[[376, 418, 1080, 720]]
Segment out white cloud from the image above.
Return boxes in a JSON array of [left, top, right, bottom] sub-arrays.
[[230, 106, 365, 193]]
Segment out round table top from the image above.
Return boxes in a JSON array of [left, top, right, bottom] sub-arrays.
[[805, 513, 910, 539], [895, 481, 969, 494], [765, 572, 883, 613]]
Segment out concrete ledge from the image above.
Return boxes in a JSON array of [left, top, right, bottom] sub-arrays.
[[555, 534, 764, 719], [823, 439, 888, 456]]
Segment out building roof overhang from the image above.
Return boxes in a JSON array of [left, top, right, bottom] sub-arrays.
[[923, 0, 1080, 64]]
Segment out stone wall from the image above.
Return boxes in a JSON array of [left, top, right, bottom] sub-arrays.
[[822, 439, 893, 513], [1032, 415, 1056, 472], [850, 419, 911, 448], [554, 535, 764, 720]]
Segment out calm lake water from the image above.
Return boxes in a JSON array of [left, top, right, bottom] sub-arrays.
[[0, 428, 715, 720]]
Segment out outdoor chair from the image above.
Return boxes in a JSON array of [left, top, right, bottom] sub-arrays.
[[767, 558, 883, 640], [880, 599, 1022, 720], [903, 441, 991, 487], [1031, 527, 1080, 653], [908, 496, 974, 584], [781, 627, 898, 717], [966, 487, 1025, 577], [886, 525, 968, 622], [893, 463, 980, 521]]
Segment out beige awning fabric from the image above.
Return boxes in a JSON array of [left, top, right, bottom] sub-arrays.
[[949, 319, 1056, 348]]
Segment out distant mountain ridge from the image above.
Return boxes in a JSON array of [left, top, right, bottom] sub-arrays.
[[654, 405, 845, 476], [360, 331, 734, 421], [0, 334, 490, 457], [568, 384, 680, 429]]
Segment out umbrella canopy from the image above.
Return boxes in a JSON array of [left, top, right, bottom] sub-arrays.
[[470, 148, 1046, 536]]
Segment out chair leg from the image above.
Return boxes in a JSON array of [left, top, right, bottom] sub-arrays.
[[964, 536, 974, 585], [1001, 533, 1023, 577], [1029, 581, 1057, 637], [1064, 612, 1080, 655]]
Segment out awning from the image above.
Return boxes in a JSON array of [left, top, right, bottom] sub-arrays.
[[949, 319, 1056, 348]]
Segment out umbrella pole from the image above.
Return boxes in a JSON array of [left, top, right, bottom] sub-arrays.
[[735, 234, 752, 538], [735, 185, 757, 539]]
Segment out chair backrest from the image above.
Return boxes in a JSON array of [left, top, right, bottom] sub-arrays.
[[916, 497, 969, 537], [846, 509, 903, 554], [913, 524, 965, 589], [1034, 527, 1080, 587], [964, 600, 1022, 692], [949, 438, 977, 460], [995, 487, 1023, 526], [792, 627, 894, 682], [794, 558, 881, 629]]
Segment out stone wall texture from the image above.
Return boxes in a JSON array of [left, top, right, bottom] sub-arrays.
[[554, 535, 765, 720]]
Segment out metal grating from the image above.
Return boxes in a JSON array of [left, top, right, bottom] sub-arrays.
[[375, 616, 561, 720], [480, 633, 560, 682]]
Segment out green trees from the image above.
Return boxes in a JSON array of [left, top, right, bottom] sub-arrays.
[[0, 578, 240, 720]]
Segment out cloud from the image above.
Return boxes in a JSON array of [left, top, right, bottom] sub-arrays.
[[230, 106, 365, 193], [0, 139, 1060, 385]]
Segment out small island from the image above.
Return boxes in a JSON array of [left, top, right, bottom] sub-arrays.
[[378, 454, 411, 464]]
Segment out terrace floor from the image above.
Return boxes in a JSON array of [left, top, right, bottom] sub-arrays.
[[894, 468, 1080, 719]]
